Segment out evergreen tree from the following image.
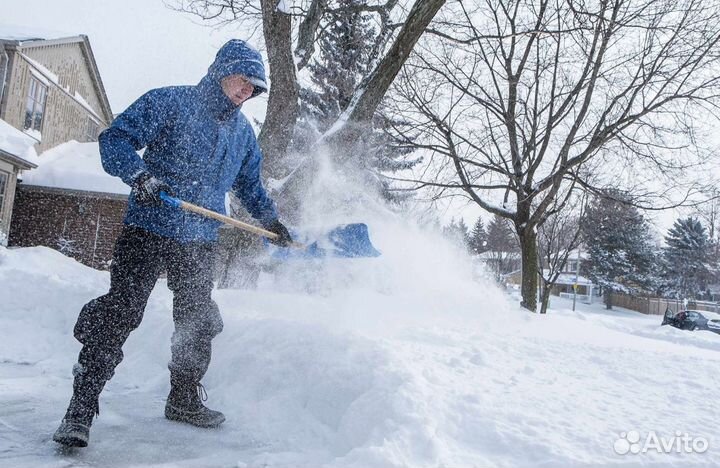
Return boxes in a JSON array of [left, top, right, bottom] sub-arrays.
[[300, 0, 375, 133], [468, 217, 488, 254], [486, 215, 516, 253], [581, 190, 658, 309], [294, 0, 419, 201], [442, 218, 469, 249], [484, 215, 518, 281], [662, 217, 712, 299]]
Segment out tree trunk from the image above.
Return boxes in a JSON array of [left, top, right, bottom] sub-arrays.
[[519, 227, 538, 312], [539, 281, 552, 314], [258, 0, 300, 178], [604, 288, 613, 309]]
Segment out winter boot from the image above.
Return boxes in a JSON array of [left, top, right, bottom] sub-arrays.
[[53, 367, 104, 447], [165, 374, 225, 428]]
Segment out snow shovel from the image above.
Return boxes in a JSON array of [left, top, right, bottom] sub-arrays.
[[159, 192, 380, 258]]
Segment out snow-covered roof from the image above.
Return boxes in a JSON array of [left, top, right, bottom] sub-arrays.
[[544, 270, 593, 286], [21, 141, 129, 195], [565, 248, 590, 261], [0, 24, 72, 42], [476, 250, 521, 260], [0, 119, 37, 168]]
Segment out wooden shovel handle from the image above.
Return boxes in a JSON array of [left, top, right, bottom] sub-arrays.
[[160, 192, 278, 238], [160, 192, 305, 249]]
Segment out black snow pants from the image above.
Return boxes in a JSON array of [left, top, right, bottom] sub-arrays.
[[72, 225, 224, 389]]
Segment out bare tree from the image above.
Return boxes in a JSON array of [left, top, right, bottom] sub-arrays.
[[170, 0, 446, 176], [387, 0, 720, 311], [169, 0, 448, 287], [537, 192, 586, 314]]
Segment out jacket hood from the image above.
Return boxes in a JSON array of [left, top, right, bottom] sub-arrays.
[[198, 40, 268, 120]]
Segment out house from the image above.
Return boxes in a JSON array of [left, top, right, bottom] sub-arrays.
[[543, 248, 600, 303], [8, 141, 128, 269], [0, 29, 121, 265], [0, 118, 37, 245], [503, 247, 601, 303], [0, 32, 113, 152], [476, 249, 522, 282]]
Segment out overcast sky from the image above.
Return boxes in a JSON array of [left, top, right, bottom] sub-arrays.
[[2, 0, 267, 120]]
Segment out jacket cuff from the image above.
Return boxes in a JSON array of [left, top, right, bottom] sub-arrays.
[[127, 169, 148, 186]]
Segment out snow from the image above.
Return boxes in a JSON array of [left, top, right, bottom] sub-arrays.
[[2, 232, 720, 466], [19, 53, 60, 86], [1, 149, 719, 467], [543, 270, 593, 286], [21, 140, 130, 195], [28, 67, 51, 87], [22, 128, 41, 142], [0, 118, 37, 160], [74, 91, 102, 122]]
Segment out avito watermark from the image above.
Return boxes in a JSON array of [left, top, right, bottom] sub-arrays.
[[614, 431, 709, 455]]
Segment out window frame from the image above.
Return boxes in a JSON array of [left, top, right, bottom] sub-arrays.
[[24, 74, 48, 134], [0, 170, 10, 223]]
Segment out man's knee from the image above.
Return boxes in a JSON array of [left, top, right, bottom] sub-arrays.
[[74, 295, 145, 346], [174, 298, 223, 339]]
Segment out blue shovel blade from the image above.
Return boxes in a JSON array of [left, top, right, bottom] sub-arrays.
[[267, 223, 381, 259]]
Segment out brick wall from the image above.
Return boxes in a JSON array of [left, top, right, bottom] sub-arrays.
[[8, 185, 127, 269]]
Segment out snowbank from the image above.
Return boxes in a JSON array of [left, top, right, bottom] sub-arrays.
[[0, 118, 37, 161], [21, 140, 130, 195], [1, 232, 720, 467]]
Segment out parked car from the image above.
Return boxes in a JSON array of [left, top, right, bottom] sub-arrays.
[[662, 308, 720, 334]]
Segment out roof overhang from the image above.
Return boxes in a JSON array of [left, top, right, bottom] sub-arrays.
[[0, 149, 37, 170], [17, 184, 128, 200]]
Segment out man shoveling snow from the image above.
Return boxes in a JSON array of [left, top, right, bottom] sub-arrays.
[[53, 39, 293, 448]]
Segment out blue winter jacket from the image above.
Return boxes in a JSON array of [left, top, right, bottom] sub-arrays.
[[98, 40, 277, 243]]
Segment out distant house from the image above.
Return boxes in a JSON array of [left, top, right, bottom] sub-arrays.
[[8, 141, 128, 269], [0, 32, 113, 152], [476, 249, 522, 282], [543, 248, 600, 303], [0, 119, 37, 245], [503, 247, 601, 303]]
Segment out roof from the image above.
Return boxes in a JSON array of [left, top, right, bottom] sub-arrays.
[[543, 270, 593, 286], [0, 118, 37, 169], [21, 140, 129, 195], [1, 32, 113, 123], [0, 24, 72, 42], [565, 248, 590, 261], [0, 150, 37, 170], [477, 250, 522, 260]]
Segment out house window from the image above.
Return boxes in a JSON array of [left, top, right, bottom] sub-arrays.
[[24, 75, 48, 134], [0, 170, 9, 223], [84, 117, 100, 142]]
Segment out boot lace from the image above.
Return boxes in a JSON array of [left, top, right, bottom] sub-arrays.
[[197, 383, 208, 402]]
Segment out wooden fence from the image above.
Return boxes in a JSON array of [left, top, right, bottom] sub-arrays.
[[610, 292, 720, 315]]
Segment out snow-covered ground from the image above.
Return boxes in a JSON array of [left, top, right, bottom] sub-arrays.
[[1, 227, 719, 467]]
